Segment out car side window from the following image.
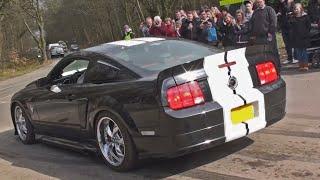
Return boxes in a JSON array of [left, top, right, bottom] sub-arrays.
[[85, 60, 133, 84], [51, 59, 90, 85], [62, 59, 89, 77]]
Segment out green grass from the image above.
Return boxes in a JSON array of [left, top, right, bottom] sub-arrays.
[[0, 60, 51, 81], [276, 32, 285, 50]]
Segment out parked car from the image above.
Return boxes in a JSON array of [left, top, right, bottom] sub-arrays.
[[11, 37, 286, 171], [48, 43, 64, 58]]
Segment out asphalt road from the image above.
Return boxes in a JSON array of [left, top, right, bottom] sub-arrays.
[[0, 62, 319, 180]]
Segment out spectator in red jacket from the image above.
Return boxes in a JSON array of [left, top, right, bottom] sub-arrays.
[[150, 16, 165, 37], [163, 18, 177, 37]]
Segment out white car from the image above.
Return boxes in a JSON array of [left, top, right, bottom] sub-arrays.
[[48, 43, 64, 58]]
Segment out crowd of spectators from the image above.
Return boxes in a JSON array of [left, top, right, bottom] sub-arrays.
[[123, 0, 320, 71]]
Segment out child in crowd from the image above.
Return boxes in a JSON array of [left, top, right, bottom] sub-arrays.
[[289, 3, 311, 71]]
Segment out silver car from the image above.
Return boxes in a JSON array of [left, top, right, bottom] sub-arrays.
[[49, 43, 64, 58]]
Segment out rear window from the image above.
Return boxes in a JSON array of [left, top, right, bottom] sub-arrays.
[[110, 40, 220, 72]]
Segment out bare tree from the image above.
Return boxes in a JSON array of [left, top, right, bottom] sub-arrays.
[[19, 0, 47, 63]]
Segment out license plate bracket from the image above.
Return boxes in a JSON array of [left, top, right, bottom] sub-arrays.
[[231, 104, 255, 125]]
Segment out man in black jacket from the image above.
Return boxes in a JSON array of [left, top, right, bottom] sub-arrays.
[[181, 11, 199, 40], [249, 0, 280, 68]]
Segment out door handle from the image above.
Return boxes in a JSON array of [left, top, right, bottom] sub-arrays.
[[66, 94, 77, 101]]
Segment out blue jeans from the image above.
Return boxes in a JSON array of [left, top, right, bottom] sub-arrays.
[[295, 48, 308, 64]]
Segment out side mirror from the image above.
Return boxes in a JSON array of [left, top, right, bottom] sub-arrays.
[[50, 85, 61, 93], [37, 77, 50, 87]]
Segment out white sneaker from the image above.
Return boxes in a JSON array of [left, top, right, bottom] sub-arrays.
[[282, 60, 292, 64], [292, 59, 299, 64]]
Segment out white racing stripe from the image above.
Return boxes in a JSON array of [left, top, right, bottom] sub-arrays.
[[107, 37, 165, 47], [108, 40, 145, 47], [203, 48, 266, 142]]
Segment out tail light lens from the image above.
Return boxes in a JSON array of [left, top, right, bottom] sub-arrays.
[[255, 61, 278, 85], [167, 81, 205, 110]]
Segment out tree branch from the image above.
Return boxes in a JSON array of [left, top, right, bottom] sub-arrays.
[[23, 19, 39, 45]]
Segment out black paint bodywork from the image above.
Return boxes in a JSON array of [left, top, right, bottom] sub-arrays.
[[10, 39, 286, 159]]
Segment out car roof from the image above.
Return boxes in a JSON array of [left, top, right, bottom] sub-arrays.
[[84, 37, 166, 54], [75, 38, 219, 77]]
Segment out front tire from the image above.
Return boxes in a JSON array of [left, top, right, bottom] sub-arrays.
[[13, 105, 35, 144], [95, 111, 138, 171]]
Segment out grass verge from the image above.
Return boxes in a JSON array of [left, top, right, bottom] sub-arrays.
[[0, 60, 52, 81]]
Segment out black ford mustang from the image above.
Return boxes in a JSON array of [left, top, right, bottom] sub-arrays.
[[11, 37, 286, 171]]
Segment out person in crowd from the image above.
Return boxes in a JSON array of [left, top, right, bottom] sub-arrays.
[[203, 21, 218, 45], [175, 11, 186, 23], [180, 10, 187, 19], [278, 0, 297, 64], [207, 10, 215, 22], [289, 3, 311, 71], [234, 10, 250, 46], [210, 7, 221, 24], [163, 18, 177, 37], [196, 10, 212, 42], [244, 0, 254, 22], [181, 11, 198, 40], [216, 7, 229, 37], [221, 7, 229, 18], [149, 16, 165, 37], [220, 13, 236, 48], [249, 0, 280, 67], [123, 25, 135, 40], [192, 10, 200, 20], [308, 0, 320, 23], [175, 20, 183, 37], [201, 5, 210, 11], [139, 17, 153, 37]]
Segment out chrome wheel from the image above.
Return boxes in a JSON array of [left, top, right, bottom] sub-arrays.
[[97, 117, 125, 167], [14, 106, 27, 141]]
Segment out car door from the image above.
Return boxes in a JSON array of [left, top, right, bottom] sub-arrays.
[[34, 57, 91, 140]]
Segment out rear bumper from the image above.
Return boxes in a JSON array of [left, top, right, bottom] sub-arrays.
[[134, 79, 286, 159], [259, 78, 286, 127]]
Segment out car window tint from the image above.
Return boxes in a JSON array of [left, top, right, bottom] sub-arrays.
[[85, 61, 132, 84], [62, 60, 89, 77], [111, 40, 220, 72]]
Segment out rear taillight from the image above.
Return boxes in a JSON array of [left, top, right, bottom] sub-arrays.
[[255, 61, 278, 85], [166, 81, 205, 110]]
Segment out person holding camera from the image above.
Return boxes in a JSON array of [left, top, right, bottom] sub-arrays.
[[196, 10, 213, 43], [181, 11, 199, 40], [139, 17, 153, 37], [123, 25, 135, 40]]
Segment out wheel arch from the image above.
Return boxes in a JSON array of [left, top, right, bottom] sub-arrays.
[[10, 101, 32, 135], [88, 106, 140, 138]]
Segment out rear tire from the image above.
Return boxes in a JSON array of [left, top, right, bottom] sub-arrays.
[[13, 105, 35, 144], [95, 111, 138, 171], [311, 53, 320, 68]]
